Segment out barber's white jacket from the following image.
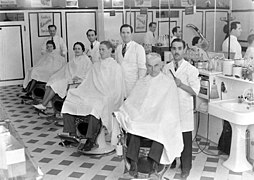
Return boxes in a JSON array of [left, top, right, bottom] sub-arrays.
[[222, 35, 242, 59], [115, 41, 146, 97], [86, 40, 100, 63], [163, 59, 200, 132], [41, 35, 67, 57], [143, 31, 157, 46]]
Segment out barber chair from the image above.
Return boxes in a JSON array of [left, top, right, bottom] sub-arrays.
[[75, 116, 115, 155], [32, 82, 46, 99]]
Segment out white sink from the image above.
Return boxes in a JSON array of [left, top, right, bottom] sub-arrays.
[[209, 99, 254, 125], [208, 99, 254, 172]]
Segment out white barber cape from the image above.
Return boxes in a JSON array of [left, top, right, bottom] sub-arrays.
[[222, 35, 242, 59], [46, 54, 92, 98], [61, 57, 125, 132], [86, 40, 100, 63], [41, 35, 67, 57], [163, 60, 200, 132], [114, 72, 183, 164], [115, 41, 146, 97], [23, 51, 65, 88]]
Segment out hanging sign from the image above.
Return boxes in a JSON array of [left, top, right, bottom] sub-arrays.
[[31, 0, 52, 7], [0, 0, 16, 5], [66, 0, 78, 7], [140, 8, 148, 15], [112, 0, 124, 7]]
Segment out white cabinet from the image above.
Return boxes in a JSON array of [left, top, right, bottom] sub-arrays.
[[0, 25, 24, 81]]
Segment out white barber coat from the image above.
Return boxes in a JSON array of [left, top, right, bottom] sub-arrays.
[[86, 40, 100, 63], [23, 51, 65, 88], [222, 35, 242, 59], [41, 35, 67, 57], [163, 60, 200, 132], [115, 41, 146, 97], [114, 72, 183, 164], [46, 54, 92, 98], [244, 46, 254, 60], [143, 31, 157, 46]]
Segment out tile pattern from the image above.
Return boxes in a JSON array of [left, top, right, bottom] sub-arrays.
[[1, 85, 254, 180]]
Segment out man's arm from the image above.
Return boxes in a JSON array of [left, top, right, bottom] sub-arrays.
[[175, 78, 197, 96]]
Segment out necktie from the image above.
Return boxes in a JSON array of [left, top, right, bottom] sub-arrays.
[[51, 36, 54, 42], [122, 44, 127, 57], [90, 43, 93, 49], [174, 61, 178, 71], [153, 33, 155, 38]]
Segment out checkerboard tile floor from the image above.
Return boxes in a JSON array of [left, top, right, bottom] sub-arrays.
[[1, 85, 254, 180]]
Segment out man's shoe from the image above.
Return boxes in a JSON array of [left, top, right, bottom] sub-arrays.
[[170, 159, 177, 169], [180, 170, 190, 179], [82, 139, 95, 151], [33, 104, 46, 110], [129, 160, 138, 178]]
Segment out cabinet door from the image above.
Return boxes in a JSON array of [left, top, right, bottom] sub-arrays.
[[0, 25, 24, 81]]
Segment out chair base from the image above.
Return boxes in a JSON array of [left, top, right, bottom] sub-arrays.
[[78, 142, 115, 155]]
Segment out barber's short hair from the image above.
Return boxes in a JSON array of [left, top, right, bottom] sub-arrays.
[[100, 40, 114, 50], [231, 21, 240, 32], [48, 25, 57, 30], [46, 40, 56, 49], [120, 24, 133, 33], [247, 34, 254, 45], [146, 52, 161, 62], [86, 29, 97, 36], [192, 36, 201, 46], [172, 26, 180, 34], [73, 42, 85, 52], [171, 38, 186, 49], [149, 22, 157, 27]]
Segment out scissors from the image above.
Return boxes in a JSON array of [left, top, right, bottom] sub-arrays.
[[169, 69, 176, 79]]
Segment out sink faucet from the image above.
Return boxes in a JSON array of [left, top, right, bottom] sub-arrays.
[[245, 88, 254, 107]]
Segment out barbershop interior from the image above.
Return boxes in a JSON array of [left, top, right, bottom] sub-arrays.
[[1, 0, 254, 179]]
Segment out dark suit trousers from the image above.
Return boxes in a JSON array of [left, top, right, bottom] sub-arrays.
[[126, 133, 164, 164], [180, 131, 192, 172]]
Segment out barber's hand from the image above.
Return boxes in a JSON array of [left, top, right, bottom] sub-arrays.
[[174, 77, 182, 88]]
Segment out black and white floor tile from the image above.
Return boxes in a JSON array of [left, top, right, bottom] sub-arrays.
[[1, 85, 254, 180]]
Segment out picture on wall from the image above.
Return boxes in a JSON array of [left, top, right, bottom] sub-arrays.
[[31, 0, 52, 7], [134, 13, 147, 33], [38, 13, 54, 37], [112, 0, 124, 7], [66, 0, 78, 7], [134, 0, 151, 7]]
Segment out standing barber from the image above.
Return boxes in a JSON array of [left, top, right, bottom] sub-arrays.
[[163, 38, 200, 179]]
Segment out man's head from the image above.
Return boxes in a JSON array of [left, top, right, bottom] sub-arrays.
[[149, 22, 157, 33], [48, 25, 57, 37], [230, 21, 242, 38], [120, 24, 133, 44], [172, 26, 182, 38], [247, 34, 254, 47], [171, 38, 186, 62], [146, 53, 162, 77], [86, 29, 97, 43]]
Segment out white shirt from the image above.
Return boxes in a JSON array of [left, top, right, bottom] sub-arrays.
[[222, 35, 242, 59], [143, 31, 157, 46], [41, 35, 67, 57], [244, 46, 254, 60], [86, 40, 100, 63], [163, 59, 200, 132]]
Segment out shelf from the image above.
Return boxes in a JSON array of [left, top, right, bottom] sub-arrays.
[[217, 74, 254, 84], [198, 69, 222, 76]]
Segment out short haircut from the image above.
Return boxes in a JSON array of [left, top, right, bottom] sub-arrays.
[[192, 36, 201, 46], [100, 41, 114, 51], [146, 52, 161, 62], [86, 29, 97, 36], [231, 21, 241, 32], [46, 40, 56, 49], [171, 38, 186, 49], [48, 25, 57, 30], [73, 42, 85, 52], [172, 26, 180, 34], [120, 24, 133, 33], [247, 34, 254, 44], [149, 22, 157, 27]]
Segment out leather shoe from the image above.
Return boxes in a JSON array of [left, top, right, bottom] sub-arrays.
[[170, 159, 177, 169], [180, 170, 190, 179], [82, 139, 95, 151]]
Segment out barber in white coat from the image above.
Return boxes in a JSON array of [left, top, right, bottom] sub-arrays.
[[41, 25, 67, 57], [86, 29, 100, 63], [115, 24, 147, 97], [163, 38, 200, 179], [143, 22, 157, 46]]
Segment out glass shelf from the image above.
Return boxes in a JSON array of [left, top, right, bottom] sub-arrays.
[[217, 74, 254, 84]]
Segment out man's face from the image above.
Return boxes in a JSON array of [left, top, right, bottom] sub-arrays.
[[232, 24, 242, 38], [48, 27, 56, 37], [120, 27, 132, 43], [175, 28, 182, 38], [171, 41, 185, 61], [146, 58, 161, 77], [87, 31, 97, 43], [149, 24, 157, 33]]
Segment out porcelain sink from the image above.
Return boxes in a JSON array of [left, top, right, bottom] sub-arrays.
[[208, 99, 254, 125]]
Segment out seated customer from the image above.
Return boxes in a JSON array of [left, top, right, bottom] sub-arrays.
[[244, 34, 254, 60], [60, 41, 125, 150], [23, 40, 65, 98], [113, 53, 183, 178], [191, 36, 209, 61], [33, 42, 92, 110]]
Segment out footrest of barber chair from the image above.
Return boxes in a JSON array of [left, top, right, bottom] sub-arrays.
[[78, 142, 115, 155], [57, 134, 80, 147]]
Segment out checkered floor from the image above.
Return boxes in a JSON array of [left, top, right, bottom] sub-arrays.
[[1, 85, 254, 180]]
